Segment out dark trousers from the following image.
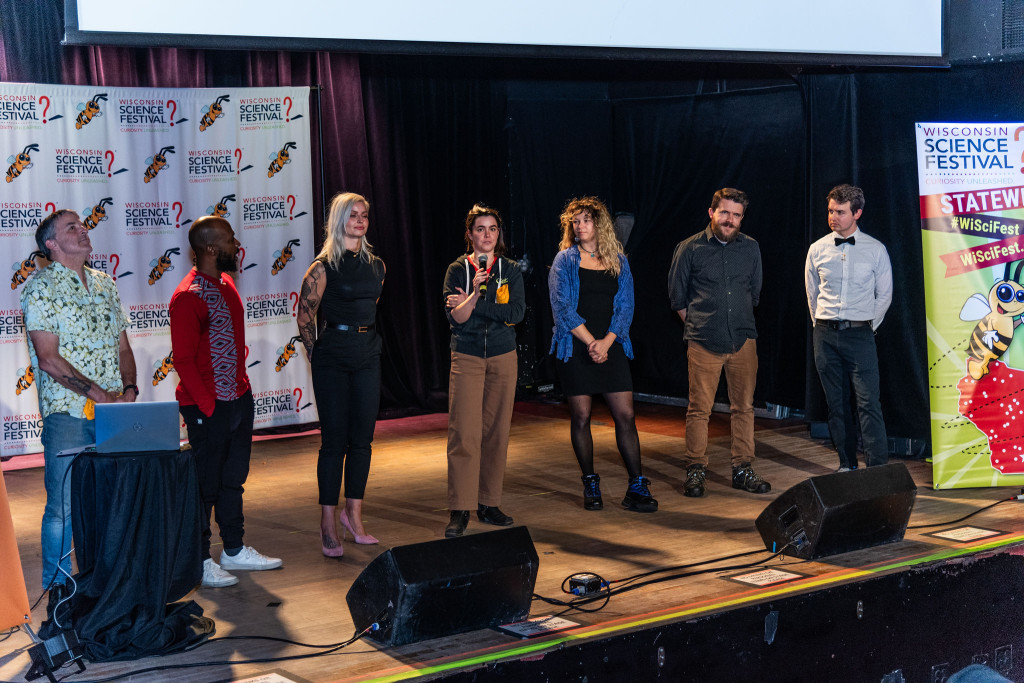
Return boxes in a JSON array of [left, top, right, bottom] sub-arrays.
[[311, 329, 381, 504], [812, 324, 888, 468], [180, 390, 254, 560]]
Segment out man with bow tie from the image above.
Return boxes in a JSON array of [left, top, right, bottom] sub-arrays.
[[805, 184, 893, 471]]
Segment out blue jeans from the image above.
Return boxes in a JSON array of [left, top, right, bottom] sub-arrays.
[[812, 324, 888, 468], [40, 412, 94, 589]]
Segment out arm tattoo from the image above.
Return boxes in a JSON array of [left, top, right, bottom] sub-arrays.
[[297, 264, 323, 358], [299, 269, 322, 311], [299, 320, 317, 357], [63, 374, 93, 396]]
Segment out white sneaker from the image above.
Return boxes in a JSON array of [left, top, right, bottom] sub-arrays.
[[219, 545, 283, 571], [202, 558, 238, 587]]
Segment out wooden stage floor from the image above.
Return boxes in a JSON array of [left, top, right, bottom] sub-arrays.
[[2, 400, 1023, 682]]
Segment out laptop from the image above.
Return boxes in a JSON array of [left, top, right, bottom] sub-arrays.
[[94, 401, 181, 454]]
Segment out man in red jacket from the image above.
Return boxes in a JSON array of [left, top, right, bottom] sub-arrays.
[[170, 215, 281, 588]]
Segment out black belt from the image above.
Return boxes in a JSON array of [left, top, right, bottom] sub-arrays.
[[815, 319, 870, 331], [326, 322, 374, 333]]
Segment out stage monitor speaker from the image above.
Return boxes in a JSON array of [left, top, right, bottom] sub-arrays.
[[346, 526, 539, 647], [755, 463, 917, 560]]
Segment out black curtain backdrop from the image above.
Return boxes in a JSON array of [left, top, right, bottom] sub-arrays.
[[6, 0, 1024, 446]]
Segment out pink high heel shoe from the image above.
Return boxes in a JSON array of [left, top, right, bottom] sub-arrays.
[[339, 509, 379, 545], [321, 531, 344, 558]]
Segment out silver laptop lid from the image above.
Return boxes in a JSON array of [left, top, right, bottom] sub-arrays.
[[94, 401, 181, 454]]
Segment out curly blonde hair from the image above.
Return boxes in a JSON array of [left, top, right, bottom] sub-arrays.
[[558, 196, 622, 276]]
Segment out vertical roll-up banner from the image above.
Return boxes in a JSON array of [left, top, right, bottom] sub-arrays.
[[0, 84, 317, 458], [917, 122, 1024, 489]]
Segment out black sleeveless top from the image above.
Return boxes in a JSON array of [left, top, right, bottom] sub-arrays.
[[317, 252, 385, 326]]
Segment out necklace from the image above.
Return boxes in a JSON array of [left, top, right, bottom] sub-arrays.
[[580, 244, 597, 258]]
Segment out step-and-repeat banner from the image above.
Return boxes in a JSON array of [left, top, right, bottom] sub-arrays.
[[917, 122, 1024, 489], [0, 84, 317, 457]]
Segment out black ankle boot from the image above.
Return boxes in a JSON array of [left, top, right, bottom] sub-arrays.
[[581, 474, 603, 510], [445, 510, 470, 538]]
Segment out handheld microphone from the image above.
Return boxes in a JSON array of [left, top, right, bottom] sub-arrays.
[[478, 255, 488, 294]]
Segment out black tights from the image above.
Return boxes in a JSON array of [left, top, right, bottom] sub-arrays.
[[567, 391, 642, 480]]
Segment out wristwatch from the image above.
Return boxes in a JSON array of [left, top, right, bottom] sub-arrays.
[[123, 384, 139, 396]]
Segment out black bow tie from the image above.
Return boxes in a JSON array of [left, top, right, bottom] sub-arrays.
[[835, 236, 855, 246]]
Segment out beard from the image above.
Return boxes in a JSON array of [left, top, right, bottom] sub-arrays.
[[216, 250, 238, 273], [711, 221, 737, 243]]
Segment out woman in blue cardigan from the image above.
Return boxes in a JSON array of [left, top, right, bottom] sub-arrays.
[[548, 197, 656, 512]]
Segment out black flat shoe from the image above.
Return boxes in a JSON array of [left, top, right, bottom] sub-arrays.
[[477, 504, 514, 526], [445, 510, 469, 538]]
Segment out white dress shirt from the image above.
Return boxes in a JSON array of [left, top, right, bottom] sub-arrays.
[[805, 227, 893, 330]]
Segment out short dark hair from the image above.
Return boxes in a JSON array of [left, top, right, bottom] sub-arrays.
[[35, 209, 74, 259], [827, 184, 865, 213], [464, 203, 506, 256], [710, 188, 749, 211]]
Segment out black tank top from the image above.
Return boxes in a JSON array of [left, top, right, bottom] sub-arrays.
[[318, 252, 384, 326]]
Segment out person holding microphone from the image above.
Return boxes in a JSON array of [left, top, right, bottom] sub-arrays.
[[441, 204, 525, 538]]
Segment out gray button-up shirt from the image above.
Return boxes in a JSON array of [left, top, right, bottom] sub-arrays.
[[668, 225, 762, 354]]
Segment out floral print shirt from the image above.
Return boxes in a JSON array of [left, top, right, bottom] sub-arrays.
[[20, 263, 129, 419]]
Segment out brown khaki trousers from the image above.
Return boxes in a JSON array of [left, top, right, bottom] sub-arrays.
[[447, 350, 517, 509], [685, 338, 758, 468]]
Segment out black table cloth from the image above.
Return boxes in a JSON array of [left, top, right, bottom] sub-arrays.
[[71, 448, 213, 661]]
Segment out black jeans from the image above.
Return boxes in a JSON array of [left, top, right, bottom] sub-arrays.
[[311, 329, 381, 504], [180, 390, 255, 560], [812, 324, 888, 468]]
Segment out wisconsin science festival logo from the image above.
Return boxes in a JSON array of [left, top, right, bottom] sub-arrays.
[[129, 303, 170, 338], [0, 201, 46, 237], [3, 411, 42, 451], [0, 93, 62, 130], [254, 387, 312, 423], [124, 201, 176, 236], [54, 147, 126, 184], [188, 148, 244, 184], [0, 307, 26, 345], [117, 96, 188, 133], [241, 194, 291, 230], [238, 95, 302, 131], [245, 291, 295, 327]]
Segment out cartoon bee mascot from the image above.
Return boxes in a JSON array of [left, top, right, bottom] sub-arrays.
[[961, 260, 1024, 380]]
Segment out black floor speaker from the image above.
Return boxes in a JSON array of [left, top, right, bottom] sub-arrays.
[[346, 526, 539, 647], [755, 463, 917, 560]]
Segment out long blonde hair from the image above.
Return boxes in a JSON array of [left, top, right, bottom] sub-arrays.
[[558, 196, 622, 276], [316, 192, 374, 269]]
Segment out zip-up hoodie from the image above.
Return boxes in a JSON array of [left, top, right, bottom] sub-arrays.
[[442, 254, 525, 358]]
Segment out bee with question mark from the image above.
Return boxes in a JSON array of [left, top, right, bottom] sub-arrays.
[[152, 353, 174, 386], [268, 142, 296, 178], [6, 143, 39, 183], [148, 247, 181, 285], [143, 145, 175, 183], [15, 366, 34, 395], [75, 93, 108, 129], [11, 251, 45, 290], [199, 94, 230, 131], [275, 336, 303, 372], [272, 239, 300, 275], [83, 197, 114, 231], [208, 194, 236, 218], [961, 260, 1024, 380]]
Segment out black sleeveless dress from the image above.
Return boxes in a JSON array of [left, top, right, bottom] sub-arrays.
[[556, 267, 632, 396]]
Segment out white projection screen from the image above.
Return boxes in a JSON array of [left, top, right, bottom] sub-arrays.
[[65, 0, 948, 66]]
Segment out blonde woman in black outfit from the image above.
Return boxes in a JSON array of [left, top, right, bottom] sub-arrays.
[[297, 192, 385, 557]]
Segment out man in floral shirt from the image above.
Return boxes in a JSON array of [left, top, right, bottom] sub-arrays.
[[21, 210, 138, 591]]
